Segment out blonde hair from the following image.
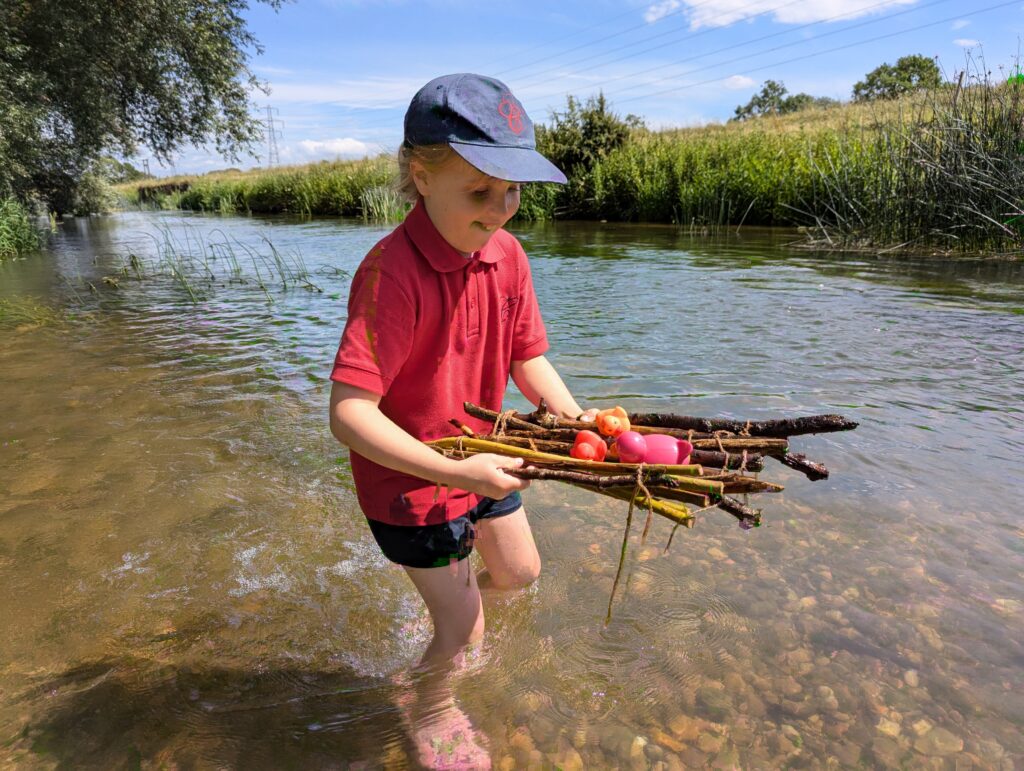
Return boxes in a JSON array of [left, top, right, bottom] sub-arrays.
[[396, 143, 457, 203]]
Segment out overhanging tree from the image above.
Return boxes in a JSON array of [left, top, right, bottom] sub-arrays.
[[0, 0, 281, 213]]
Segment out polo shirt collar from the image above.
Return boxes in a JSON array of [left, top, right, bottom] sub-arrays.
[[404, 199, 505, 272]]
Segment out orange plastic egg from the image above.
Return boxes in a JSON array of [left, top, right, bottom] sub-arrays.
[[595, 406, 631, 438]]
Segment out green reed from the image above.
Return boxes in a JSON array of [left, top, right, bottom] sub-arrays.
[[122, 222, 324, 303], [0, 198, 41, 259], [0, 298, 64, 326], [360, 184, 409, 223], [802, 75, 1024, 255]]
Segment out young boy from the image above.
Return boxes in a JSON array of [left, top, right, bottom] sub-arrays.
[[329, 73, 595, 768]]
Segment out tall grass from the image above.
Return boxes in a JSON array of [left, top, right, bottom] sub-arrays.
[[172, 157, 395, 217], [360, 184, 408, 223], [0, 197, 41, 259], [804, 75, 1024, 254], [122, 78, 1024, 254]]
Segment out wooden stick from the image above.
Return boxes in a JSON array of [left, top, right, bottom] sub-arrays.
[[628, 412, 859, 438], [699, 474, 784, 494], [690, 449, 765, 472], [691, 437, 789, 454], [506, 467, 670, 488], [464, 401, 858, 439], [427, 437, 705, 476], [717, 496, 761, 525], [781, 453, 830, 481], [464, 402, 716, 439]]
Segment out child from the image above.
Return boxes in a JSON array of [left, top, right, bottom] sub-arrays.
[[329, 73, 595, 769]]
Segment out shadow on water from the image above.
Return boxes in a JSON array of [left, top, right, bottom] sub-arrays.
[[12, 654, 409, 769]]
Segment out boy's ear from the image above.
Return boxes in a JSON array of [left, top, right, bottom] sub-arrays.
[[410, 160, 431, 197]]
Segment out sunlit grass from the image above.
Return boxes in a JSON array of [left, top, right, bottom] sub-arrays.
[[118, 75, 1024, 254]]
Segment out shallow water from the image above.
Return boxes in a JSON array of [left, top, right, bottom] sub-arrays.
[[1, 211, 1022, 769]]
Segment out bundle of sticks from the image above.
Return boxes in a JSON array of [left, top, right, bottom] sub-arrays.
[[427, 400, 859, 534], [428, 400, 857, 621]]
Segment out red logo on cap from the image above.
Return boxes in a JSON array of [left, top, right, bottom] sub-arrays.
[[498, 97, 524, 134]]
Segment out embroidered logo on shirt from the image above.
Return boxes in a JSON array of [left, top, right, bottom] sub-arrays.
[[500, 295, 520, 322]]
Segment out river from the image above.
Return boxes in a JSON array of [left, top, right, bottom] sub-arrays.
[[1, 210, 1022, 768]]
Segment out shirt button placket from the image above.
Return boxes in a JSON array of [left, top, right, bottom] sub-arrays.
[[467, 262, 480, 338]]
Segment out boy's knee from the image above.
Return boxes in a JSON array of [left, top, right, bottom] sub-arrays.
[[493, 558, 541, 590]]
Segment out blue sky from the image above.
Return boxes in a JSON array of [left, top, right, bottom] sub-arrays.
[[153, 0, 1024, 174]]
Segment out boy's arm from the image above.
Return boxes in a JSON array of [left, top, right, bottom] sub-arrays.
[[329, 382, 529, 499], [510, 355, 597, 421]]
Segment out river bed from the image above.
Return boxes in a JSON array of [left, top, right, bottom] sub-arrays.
[[1, 211, 1022, 768]]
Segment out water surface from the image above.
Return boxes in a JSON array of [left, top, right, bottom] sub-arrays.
[[1, 211, 1022, 768]]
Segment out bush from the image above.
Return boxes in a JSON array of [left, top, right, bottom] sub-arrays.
[[0, 197, 40, 258]]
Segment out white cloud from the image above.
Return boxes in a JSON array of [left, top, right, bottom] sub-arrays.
[[264, 77, 426, 108], [953, 38, 980, 48], [723, 75, 756, 89], [665, 0, 918, 30], [294, 138, 372, 159], [951, 19, 970, 30], [253, 65, 295, 76], [644, 0, 682, 23]]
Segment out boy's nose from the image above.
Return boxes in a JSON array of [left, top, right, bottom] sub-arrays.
[[489, 190, 517, 218]]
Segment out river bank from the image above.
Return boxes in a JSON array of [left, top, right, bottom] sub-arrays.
[[121, 80, 1024, 257]]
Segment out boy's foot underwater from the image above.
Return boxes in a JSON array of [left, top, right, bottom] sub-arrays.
[[399, 692, 491, 770]]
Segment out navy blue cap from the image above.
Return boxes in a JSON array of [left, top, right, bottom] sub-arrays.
[[404, 73, 567, 184]]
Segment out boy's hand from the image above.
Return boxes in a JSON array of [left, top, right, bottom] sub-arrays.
[[577, 408, 599, 423], [452, 454, 531, 499]]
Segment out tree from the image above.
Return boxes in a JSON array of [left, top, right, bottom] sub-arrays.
[[0, 0, 280, 212], [732, 81, 838, 121], [536, 93, 645, 177], [853, 54, 942, 102]]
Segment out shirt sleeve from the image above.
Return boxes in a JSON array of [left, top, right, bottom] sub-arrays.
[[330, 249, 415, 395], [510, 245, 549, 362]]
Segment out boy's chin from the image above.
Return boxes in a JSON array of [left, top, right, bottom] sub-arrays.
[[454, 233, 496, 255]]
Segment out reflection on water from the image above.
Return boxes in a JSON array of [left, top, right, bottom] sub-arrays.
[[1, 211, 1022, 768]]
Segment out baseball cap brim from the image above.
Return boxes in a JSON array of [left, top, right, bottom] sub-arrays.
[[450, 142, 568, 184]]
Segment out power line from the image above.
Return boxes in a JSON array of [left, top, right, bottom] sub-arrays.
[[346, 0, 826, 133], [495, 6, 642, 64], [527, 0, 954, 104], [494, 0, 702, 78], [514, 0, 806, 90], [614, 0, 1017, 106]]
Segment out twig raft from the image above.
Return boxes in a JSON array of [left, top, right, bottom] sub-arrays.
[[462, 400, 855, 481], [463, 401, 858, 438]]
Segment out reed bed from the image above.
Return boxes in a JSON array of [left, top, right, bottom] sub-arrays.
[[127, 157, 397, 219], [83, 223, 324, 304], [123, 76, 1023, 254], [0, 198, 41, 259]]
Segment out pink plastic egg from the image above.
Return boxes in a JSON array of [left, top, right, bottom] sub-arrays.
[[614, 431, 647, 464], [641, 434, 682, 465]]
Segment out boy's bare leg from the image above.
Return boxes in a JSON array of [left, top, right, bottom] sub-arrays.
[[474, 507, 541, 591], [401, 559, 491, 769]]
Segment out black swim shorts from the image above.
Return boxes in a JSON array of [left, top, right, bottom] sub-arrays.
[[366, 491, 523, 569]]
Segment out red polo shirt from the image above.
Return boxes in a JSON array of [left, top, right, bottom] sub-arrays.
[[331, 200, 549, 526]]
